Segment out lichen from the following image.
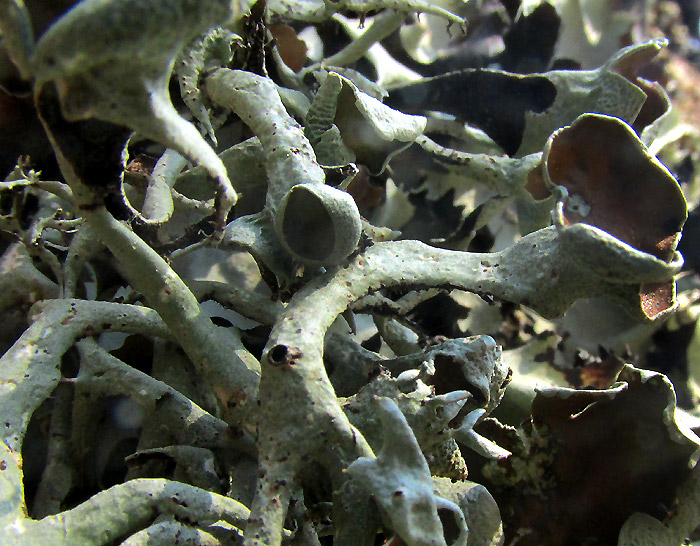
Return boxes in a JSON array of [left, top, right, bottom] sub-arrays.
[[1, 1, 700, 545]]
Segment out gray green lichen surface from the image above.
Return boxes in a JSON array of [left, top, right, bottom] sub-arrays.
[[1, 1, 699, 545]]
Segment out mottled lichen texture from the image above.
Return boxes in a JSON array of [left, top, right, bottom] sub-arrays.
[[2, 0, 700, 545]]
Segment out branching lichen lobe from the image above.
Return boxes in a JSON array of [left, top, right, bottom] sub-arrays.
[[0, 2, 698, 546]]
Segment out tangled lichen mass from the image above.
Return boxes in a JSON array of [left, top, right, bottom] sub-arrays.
[[2, 0, 700, 545]]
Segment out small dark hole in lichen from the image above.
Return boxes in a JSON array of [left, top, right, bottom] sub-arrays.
[[269, 344, 289, 364]]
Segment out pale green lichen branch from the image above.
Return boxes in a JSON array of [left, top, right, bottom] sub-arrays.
[[0, 243, 58, 313], [0, 299, 181, 535], [83, 207, 260, 424], [119, 520, 229, 546], [321, 10, 407, 69], [207, 68, 362, 265], [74, 338, 230, 450], [140, 148, 185, 224], [4, 478, 250, 546], [62, 223, 102, 298], [268, 0, 466, 24], [206, 68, 325, 207], [1, 165, 74, 204], [246, 219, 678, 544], [30, 0, 240, 236], [346, 396, 468, 546], [0, 299, 173, 455], [31, 381, 74, 518], [415, 134, 544, 198], [0, 0, 34, 80], [177, 27, 241, 145]]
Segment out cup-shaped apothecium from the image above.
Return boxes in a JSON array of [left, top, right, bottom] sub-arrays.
[[542, 113, 687, 320], [273, 182, 362, 266]]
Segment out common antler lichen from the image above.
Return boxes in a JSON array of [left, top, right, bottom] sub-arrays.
[[2, 1, 700, 545]]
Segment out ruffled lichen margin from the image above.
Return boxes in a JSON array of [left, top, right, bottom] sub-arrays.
[[0, 0, 699, 545]]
